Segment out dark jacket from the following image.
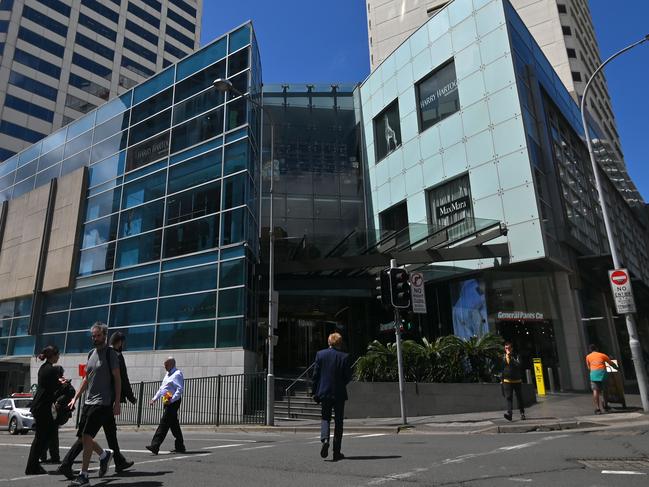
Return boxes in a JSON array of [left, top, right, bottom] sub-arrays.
[[501, 354, 523, 382], [113, 348, 136, 404], [52, 380, 76, 426], [312, 347, 352, 402], [31, 362, 60, 417]]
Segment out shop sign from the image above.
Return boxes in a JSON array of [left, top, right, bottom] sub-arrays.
[[410, 271, 427, 314], [497, 311, 544, 321], [608, 268, 636, 314], [436, 195, 470, 219], [533, 358, 546, 396]]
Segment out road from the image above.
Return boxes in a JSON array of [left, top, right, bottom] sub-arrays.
[[1, 423, 648, 486]]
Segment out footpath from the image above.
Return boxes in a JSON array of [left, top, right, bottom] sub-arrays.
[[224, 392, 648, 435]]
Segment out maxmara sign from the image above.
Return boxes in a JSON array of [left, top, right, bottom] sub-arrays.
[[497, 311, 545, 321], [436, 195, 470, 219]]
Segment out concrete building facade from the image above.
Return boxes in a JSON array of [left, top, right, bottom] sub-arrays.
[[0, 0, 203, 162]]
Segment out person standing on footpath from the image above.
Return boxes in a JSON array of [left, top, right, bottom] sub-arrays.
[[501, 341, 526, 421], [25, 345, 62, 475], [146, 357, 185, 454], [66, 323, 121, 487], [312, 332, 352, 461], [586, 344, 617, 414]]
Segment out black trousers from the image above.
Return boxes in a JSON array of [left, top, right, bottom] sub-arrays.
[[151, 399, 184, 450], [320, 399, 345, 454], [40, 426, 60, 462], [61, 408, 127, 468], [26, 410, 57, 473], [503, 382, 525, 415]]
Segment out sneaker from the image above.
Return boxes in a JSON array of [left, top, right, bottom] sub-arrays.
[[69, 474, 90, 487], [320, 441, 329, 459], [332, 452, 345, 462], [503, 412, 513, 421], [99, 449, 112, 478], [171, 447, 186, 453], [115, 460, 134, 473], [145, 445, 159, 455], [57, 463, 75, 480]]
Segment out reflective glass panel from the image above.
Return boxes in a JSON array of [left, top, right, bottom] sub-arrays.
[[417, 60, 460, 132], [217, 287, 244, 317], [156, 320, 215, 350], [168, 149, 221, 194], [225, 98, 246, 131], [223, 140, 248, 176], [170, 106, 224, 154], [129, 109, 171, 146], [122, 170, 166, 209], [131, 88, 173, 125], [222, 173, 247, 210], [219, 258, 244, 288], [216, 317, 242, 347], [163, 214, 219, 258], [109, 325, 155, 351], [221, 208, 247, 245], [120, 200, 164, 237], [174, 58, 226, 103], [71, 284, 111, 308], [115, 230, 162, 268], [158, 292, 216, 322], [110, 299, 157, 326], [89, 152, 125, 187], [159, 264, 217, 296], [126, 130, 170, 172], [172, 88, 223, 124], [86, 188, 121, 221], [82, 214, 118, 248], [112, 275, 159, 303], [166, 181, 220, 225], [8, 336, 35, 356], [227, 47, 249, 76], [94, 112, 130, 144], [78, 243, 115, 276], [90, 133, 128, 164], [68, 306, 109, 331], [36, 333, 66, 354], [41, 312, 68, 333]]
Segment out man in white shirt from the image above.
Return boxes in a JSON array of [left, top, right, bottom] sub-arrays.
[[145, 357, 185, 454]]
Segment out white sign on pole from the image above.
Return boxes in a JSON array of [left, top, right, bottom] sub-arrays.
[[608, 268, 636, 314], [410, 271, 427, 314]]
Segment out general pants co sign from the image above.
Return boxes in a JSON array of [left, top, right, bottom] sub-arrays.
[[608, 268, 636, 314]]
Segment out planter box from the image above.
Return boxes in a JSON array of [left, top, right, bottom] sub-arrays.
[[345, 382, 536, 418]]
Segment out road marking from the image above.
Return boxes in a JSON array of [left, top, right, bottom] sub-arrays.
[[355, 434, 387, 438], [239, 445, 275, 451], [601, 470, 646, 475], [499, 442, 536, 451], [202, 443, 246, 449], [508, 478, 533, 482]]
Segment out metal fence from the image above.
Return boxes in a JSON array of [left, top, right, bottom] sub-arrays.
[[76, 373, 266, 427]]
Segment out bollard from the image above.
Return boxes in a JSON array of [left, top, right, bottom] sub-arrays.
[[525, 369, 533, 384], [547, 367, 556, 393]]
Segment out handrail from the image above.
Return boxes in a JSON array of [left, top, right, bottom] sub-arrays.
[[285, 362, 316, 418]]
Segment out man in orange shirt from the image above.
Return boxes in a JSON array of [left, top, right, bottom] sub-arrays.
[[586, 344, 617, 414]]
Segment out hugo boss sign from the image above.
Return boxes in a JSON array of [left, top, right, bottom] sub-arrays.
[[436, 195, 470, 219]]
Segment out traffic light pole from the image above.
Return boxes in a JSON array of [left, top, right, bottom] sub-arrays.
[[391, 259, 408, 425]]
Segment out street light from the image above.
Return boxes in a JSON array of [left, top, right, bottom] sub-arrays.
[[213, 78, 277, 425], [579, 34, 649, 412]]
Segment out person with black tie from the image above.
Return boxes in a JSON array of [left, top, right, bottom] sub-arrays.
[[312, 332, 352, 461], [25, 345, 63, 475]]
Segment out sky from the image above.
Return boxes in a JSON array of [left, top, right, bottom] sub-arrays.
[[200, 0, 649, 201]]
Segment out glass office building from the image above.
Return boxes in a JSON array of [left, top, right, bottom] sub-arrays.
[[0, 23, 262, 380]]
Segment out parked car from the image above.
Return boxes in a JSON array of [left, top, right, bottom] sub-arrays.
[[0, 393, 34, 435]]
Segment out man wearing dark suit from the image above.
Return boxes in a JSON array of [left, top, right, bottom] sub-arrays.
[[312, 332, 352, 461]]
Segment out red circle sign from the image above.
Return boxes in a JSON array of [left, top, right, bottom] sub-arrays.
[[611, 270, 628, 286]]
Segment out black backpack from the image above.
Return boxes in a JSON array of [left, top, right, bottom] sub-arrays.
[[52, 381, 76, 426]]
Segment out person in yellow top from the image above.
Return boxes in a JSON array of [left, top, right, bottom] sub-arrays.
[[501, 342, 525, 421], [586, 344, 617, 414]]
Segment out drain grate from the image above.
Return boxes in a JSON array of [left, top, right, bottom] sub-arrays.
[[577, 458, 649, 471]]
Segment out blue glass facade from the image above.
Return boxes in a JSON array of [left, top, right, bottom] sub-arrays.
[[0, 23, 261, 356]]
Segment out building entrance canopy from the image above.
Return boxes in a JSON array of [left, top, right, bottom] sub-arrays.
[[269, 217, 508, 276]]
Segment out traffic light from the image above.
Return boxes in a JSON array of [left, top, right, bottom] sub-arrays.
[[374, 268, 391, 307], [389, 268, 411, 308]]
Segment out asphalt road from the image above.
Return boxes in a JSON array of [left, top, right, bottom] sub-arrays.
[[1, 423, 648, 486]]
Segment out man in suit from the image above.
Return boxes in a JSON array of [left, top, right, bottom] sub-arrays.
[[312, 332, 352, 461]]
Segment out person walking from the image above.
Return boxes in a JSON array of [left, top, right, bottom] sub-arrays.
[[66, 322, 121, 487], [40, 365, 65, 465], [25, 345, 62, 475], [312, 332, 352, 461], [146, 357, 185, 455], [501, 342, 525, 421], [586, 344, 617, 414], [57, 332, 135, 479]]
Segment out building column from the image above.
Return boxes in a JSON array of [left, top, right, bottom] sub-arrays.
[[552, 271, 588, 391]]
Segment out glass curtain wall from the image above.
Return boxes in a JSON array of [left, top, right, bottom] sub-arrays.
[[0, 23, 261, 356]]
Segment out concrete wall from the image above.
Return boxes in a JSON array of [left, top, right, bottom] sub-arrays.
[[345, 381, 536, 418]]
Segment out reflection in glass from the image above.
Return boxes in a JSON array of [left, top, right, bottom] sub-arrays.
[[115, 230, 162, 268], [158, 292, 216, 322], [216, 317, 242, 347], [131, 88, 173, 125], [226, 97, 246, 131], [86, 188, 121, 221], [168, 149, 221, 194], [90, 133, 127, 165], [219, 258, 244, 288], [221, 208, 247, 245], [71, 284, 111, 308], [156, 320, 215, 350], [89, 152, 125, 187], [120, 200, 164, 237], [122, 170, 166, 209], [171, 106, 224, 154], [82, 214, 118, 248], [110, 300, 157, 326], [112, 275, 159, 303], [227, 47, 249, 76], [163, 214, 219, 258], [159, 264, 218, 296], [129, 109, 171, 146], [78, 243, 115, 276], [175, 58, 226, 103], [166, 181, 220, 225], [107, 325, 154, 350], [41, 312, 68, 333], [172, 88, 224, 124], [68, 306, 109, 331], [223, 139, 248, 176]]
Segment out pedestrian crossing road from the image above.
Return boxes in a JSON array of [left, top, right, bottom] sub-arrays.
[[0, 424, 648, 486]]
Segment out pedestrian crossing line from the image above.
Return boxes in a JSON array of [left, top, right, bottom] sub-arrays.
[[601, 470, 646, 475], [355, 434, 387, 438], [239, 445, 275, 451], [202, 443, 247, 450]]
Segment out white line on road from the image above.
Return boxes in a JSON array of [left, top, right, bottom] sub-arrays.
[[601, 470, 646, 475], [499, 442, 537, 451], [508, 478, 533, 482], [239, 445, 275, 451], [355, 434, 387, 438], [201, 443, 246, 450]]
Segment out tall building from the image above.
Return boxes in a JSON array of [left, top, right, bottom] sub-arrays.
[[0, 0, 202, 162], [365, 0, 642, 204]]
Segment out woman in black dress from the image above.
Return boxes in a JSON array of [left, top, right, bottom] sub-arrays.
[[25, 345, 61, 475]]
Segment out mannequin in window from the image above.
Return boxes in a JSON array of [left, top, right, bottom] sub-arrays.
[[384, 114, 398, 152]]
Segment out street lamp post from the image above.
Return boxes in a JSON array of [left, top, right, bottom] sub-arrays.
[[213, 78, 276, 425], [579, 34, 649, 413]]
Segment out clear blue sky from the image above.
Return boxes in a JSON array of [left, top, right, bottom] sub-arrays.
[[201, 0, 649, 201]]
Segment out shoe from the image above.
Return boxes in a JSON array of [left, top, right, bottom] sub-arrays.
[[520, 413, 526, 420], [25, 465, 48, 475], [503, 412, 512, 421], [69, 473, 90, 486], [603, 405, 612, 412], [171, 447, 186, 453], [332, 452, 345, 462], [115, 460, 134, 473], [57, 463, 75, 480], [320, 441, 329, 458], [594, 409, 602, 415], [99, 449, 112, 478], [145, 445, 159, 455]]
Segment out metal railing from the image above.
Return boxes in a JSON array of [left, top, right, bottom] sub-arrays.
[[284, 363, 315, 418], [75, 373, 266, 427]]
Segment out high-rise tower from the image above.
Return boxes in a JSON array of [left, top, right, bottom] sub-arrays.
[[0, 0, 203, 161]]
